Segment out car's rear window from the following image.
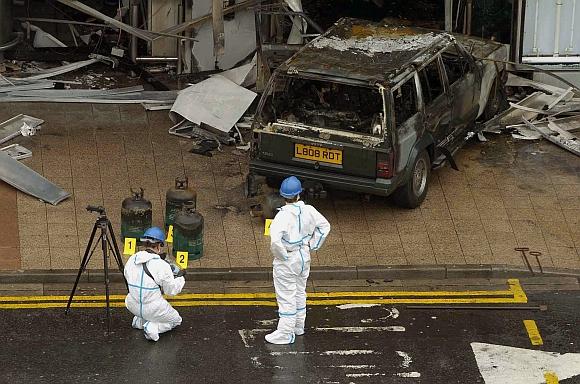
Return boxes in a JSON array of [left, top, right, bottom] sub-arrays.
[[266, 76, 385, 136]]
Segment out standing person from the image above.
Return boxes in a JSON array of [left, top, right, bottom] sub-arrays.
[[124, 226, 186, 342], [266, 176, 331, 345]]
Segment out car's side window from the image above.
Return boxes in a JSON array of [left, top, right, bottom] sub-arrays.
[[393, 77, 418, 128], [418, 58, 444, 105], [442, 47, 471, 85]]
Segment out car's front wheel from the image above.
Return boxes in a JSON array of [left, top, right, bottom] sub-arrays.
[[393, 150, 430, 209]]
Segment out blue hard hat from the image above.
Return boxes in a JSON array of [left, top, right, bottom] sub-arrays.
[[279, 176, 303, 198], [140, 226, 166, 245]]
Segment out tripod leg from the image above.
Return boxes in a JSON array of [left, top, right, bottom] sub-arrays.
[[66, 221, 99, 314], [107, 240, 128, 291], [107, 220, 128, 290], [101, 223, 112, 334]]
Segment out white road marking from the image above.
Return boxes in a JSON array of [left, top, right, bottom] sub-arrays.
[[315, 326, 406, 333], [321, 350, 379, 356], [270, 351, 310, 356], [385, 308, 400, 319], [250, 356, 263, 368], [237, 328, 269, 348], [396, 372, 421, 377], [346, 372, 421, 378], [471, 342, 580, 384], [238, 330, 250, 348], [346, 373, 382, 378], [336, 304, 380, 309], [256, 319, 277, 326], [396, 351, 412, 368], [270, 350, 379, 357]]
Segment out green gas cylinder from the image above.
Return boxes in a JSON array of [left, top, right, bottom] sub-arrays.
[[121, 188, 152, 241], [173, 202, 204, 260], [165, 177, 197, 232]]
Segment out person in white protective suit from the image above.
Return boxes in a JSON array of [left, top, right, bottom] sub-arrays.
[[266, 176, 331, 345], [124, 226, 186, 342]]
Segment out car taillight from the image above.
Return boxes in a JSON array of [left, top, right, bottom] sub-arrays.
[[376, 152, 394, 179]]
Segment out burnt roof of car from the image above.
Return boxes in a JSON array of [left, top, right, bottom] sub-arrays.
[[279, 17, 451, 85]]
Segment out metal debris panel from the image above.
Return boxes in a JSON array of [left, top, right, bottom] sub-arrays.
[[0, 151, 70, 205], [0, 114, 44, 145], [279, 18, 449, 84]]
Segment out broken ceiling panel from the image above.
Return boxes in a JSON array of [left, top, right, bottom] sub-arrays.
[[169, 75, 257, 133], [522, 117, 580, 157], [0, 151, 70, 205]]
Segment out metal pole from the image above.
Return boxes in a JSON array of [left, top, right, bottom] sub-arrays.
[[554, 0, 563, 57], [466, 0, 473, 35], [131, 2, 139, 63], [177, 2, 184, 75], [568, 0, 577, 54], [445, 0, 453, 32], [533, 0, 540, 54]]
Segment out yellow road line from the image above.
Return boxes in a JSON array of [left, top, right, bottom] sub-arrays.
[[509, 279, 528, 303], [544, 372, 559, 383], [523, 319, 544, 346], [0, 279, 526, 302], [0, 279, 528, 309], [0, 297, 530, 310], [0, 290, 513, 302]]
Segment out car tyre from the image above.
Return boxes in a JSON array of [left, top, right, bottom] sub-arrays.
[[393, 150, 430, 209]]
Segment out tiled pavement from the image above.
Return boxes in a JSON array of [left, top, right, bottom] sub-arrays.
[[0, 102, 579, 272]]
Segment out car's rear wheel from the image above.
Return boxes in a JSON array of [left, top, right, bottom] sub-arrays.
[[393, 150, 430, 209]]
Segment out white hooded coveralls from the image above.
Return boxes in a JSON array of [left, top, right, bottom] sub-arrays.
[[124, 250, 185, 341], [270, 201, 330, 339]]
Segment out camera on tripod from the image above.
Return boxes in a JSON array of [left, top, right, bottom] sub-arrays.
[[86, 205, 106, 215], [67, 203, 127, 333]]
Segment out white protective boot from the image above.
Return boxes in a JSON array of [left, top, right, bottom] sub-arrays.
[[132, 316, 145, 330], [265, 330, 296, 345], [143, 321, 160, 342]]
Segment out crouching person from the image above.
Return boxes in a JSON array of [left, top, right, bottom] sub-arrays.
[[124, 226, 186, 341]]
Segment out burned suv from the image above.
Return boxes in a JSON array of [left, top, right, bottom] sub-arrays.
[[248, 18, 506, 207]]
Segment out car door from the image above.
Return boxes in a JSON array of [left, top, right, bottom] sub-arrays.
[[391, 73, 424, 174], [416, 56, 451, 146], [441, 44, 480, 146]]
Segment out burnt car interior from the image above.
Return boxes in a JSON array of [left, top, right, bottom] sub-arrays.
[[418, 59, 445, 104], [441, 47, 472, 85], [264, 76, 384, 136], [393, 78, 418, 127]]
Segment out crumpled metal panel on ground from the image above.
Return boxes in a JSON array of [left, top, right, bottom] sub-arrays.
[[0, 114, 43, 145], [0, 151, 70, 205]]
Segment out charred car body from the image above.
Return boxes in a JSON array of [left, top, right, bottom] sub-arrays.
[[248, 18, 507, 207]]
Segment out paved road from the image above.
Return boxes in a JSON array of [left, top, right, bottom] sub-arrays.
[[0, 290, 578, 383]]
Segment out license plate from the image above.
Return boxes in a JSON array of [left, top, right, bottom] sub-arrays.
[[294, 144, 342, 165]]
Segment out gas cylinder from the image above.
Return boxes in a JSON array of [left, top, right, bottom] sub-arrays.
[[165, 177, 197, 232], [173, 202, 204, 260], [121, 188, 152, 241]]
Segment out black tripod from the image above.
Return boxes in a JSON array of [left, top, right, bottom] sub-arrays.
[[66, 205, 127, 333]]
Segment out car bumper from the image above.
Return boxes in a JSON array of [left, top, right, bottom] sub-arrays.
[[249, 159, 398, 196]]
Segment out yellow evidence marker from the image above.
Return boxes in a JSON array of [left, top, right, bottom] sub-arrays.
[[175, 251, 189, 269], [123, 238, 136, 255], [264, 219, 272, 236], [166, 225, 174, 243]]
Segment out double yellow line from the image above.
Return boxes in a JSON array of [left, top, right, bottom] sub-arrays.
[[0, 279, 527, 310]]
